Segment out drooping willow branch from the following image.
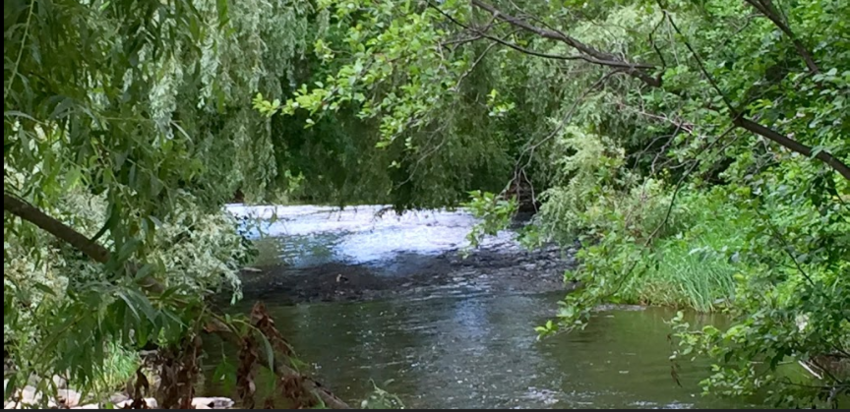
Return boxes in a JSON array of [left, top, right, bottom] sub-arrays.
[[4, 193, 111, 263], [3, 193, 350, 409]]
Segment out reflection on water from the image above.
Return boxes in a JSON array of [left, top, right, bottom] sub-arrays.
[[222, 293, 760, 409], [221, 205, 761, 408]]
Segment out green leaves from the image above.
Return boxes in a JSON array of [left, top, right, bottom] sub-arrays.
[[462, 190, 518, 250], [212, 358, 238, 395], [252, 93, 282, 118]]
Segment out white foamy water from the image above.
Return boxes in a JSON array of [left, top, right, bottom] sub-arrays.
[[226, 204, 516, 265]]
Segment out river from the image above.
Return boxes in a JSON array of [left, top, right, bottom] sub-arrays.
[[216, 205, 762, 409]]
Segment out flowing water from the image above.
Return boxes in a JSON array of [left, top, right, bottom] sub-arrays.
[[217, 205, 762, 409]]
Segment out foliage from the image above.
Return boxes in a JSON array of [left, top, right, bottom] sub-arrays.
[[461, 190, 517, 250], [616, 191, 743, 311], [3, 185, 254, 402], [4, 0, 850, 408], [4, 0, 332, 408], [264, 0, 850, 407], [83, 342, 141, 401]]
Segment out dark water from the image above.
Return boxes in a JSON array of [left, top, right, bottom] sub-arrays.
[[221, 205, 762, 408], [223, 294, 759, 409]]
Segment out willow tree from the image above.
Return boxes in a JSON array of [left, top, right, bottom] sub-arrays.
[[3, 0, 353, 408], [254, 0, 849, 407]]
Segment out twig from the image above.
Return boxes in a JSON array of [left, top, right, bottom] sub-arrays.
[[756, 209, 816, 287], [5, 1, 34, 101], [451, 35, 501, 92], [648, 12, 668, 69], [663, 11, 735, 112], [646, 125, 736, 243], [743, 0, 819, 73]]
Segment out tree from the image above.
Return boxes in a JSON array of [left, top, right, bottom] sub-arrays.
[[4, 0, 348, 407], [254, 0, 848, 406]]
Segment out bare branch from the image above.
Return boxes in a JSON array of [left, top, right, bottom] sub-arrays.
[[474, 29, 640, 67], [429, 2, 646, 69], [451, 36, 500, 92], [471, 0, 613, 59], [467, 0, 661, 85], [648, 13, 668, 69]]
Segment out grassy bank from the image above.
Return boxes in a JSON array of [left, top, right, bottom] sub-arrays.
[[618, 192, 748, 312]]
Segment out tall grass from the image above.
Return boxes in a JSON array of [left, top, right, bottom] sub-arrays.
[[619, 191, 749, 312]]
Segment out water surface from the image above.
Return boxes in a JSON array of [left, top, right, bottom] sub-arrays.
[[221, 205, 761, 408]]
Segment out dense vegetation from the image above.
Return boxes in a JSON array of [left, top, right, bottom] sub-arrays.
[[4, 0, 848, 409]]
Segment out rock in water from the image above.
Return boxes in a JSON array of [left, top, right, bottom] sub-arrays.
[[192, 397, 235, 409]]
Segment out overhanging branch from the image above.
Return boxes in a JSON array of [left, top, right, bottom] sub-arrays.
[[743, 0, 819, 74], [3, 193, 351, 409], [733, 117, 850, 181], [4, 193, 110, 263], [469, 0, 660, 84]]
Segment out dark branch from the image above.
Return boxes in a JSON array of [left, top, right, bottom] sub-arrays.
[[440, 1, 849, 181], [664, 12, 850, 181], [4, 193, 110, 263], [430, 2, 606, 65], [468, 0, 660, 85], [744, 0, 819, 74], [3, 192, 351, 408], [733, 117, 850, 181], [471, 0, 615, 59], [472, 29, 642, 67]]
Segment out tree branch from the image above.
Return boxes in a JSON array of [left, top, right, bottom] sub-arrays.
[[441, 1, 848, 180], [473, 29, 644, 67], [430, 2, 639, 68], [4, 193, 110, 264], [3, 193, 351, 409], [471, 0, 612, 59], [468, 0, 661, 85], [443, 1, 848, 180], [744, 0, 819, 74], [664, 11, 850, 181], [733, 117, 850, 181]]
